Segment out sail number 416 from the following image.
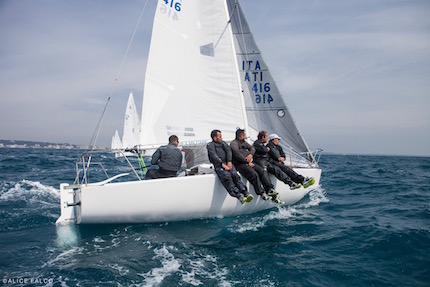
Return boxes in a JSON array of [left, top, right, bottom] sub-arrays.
[[255, 94, 273, 104], [164, 0, 181, 11], [253, 83, 273, 104]]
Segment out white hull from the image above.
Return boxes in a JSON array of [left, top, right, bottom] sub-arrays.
[[56, 168, 321, 224]]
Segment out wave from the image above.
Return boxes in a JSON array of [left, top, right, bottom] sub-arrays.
[[0, 180, 60, 231], [137, 245, 181, 286], [42, 246, 84, 269], [135, 244, 233, 287], [0, 179, 59, 203], [229, 186, 328, 234]]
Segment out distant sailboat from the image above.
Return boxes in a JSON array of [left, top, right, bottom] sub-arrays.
[[111, 92, 141, 156], [57, 0, 322, 224], [110, 130, 122, 150], [122, 92, 141, 150]]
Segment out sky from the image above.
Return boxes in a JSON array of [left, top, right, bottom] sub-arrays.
[[1, 0, 429, 156]]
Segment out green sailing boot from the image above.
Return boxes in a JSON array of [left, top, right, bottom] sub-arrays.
[[290, 182, 301, 190], [272, 196, 285, 204], [303, 177, 315, 188]]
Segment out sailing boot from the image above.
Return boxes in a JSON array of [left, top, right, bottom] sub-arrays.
[[261, 193, 271, 201], [272, 196, 285, 204], [303, 177, 315, 188], [238, 195, 247, 205], [290, 182, 301, 190], [245, 193, 254, 202], [267, 188, 279, 200]]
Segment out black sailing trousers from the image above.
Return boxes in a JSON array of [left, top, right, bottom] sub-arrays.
[[271, 161, 305, 184], [215, 165, 247, 199], [235, 163, 273, 195]]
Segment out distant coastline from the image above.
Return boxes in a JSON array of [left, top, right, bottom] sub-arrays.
[[1, 139, 427, 157], [0, 139, 107, 150]]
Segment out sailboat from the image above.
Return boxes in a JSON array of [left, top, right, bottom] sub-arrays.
[[56, 0, 322, 224], [110, 130, 122, 150], [110, 92, 141, 156], [121, 92, 141, 150]]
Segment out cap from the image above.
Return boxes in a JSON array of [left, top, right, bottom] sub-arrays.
[[268, 133, 281, 141]]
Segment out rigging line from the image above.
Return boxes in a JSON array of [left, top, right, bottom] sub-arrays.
[[181, 144, 210, 166], [235, 0, 248, 64], [88, 0, 149, 150], [89, 97, 111, 150], [228, 1, 238, 24], [214, 0, 238, 49], [109, 0, 149, 96], [189, 145, 209, 161]]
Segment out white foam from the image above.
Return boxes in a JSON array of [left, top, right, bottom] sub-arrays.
[[93, 237, 106, 243], [181, 268, 202, 286], [55, 224, 79, 247], [138, 245, 181, 287], [230, 207, 292, 234], [256, 279, 276, 287], [180, 253, 232, 287], [0, 179, 59, 203], [109, 263, 130, 276], [135, 245, 233, 287], [111, 237, 121, 248], [42, 246, 84, 269], [91, 234, 123, 252], [229, 186, 329, 233], [298, 186, 329, 208]]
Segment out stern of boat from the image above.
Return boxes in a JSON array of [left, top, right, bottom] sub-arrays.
[[56, 183, 82, 224]]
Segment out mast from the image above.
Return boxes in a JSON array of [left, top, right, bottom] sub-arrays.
[[222, 0, 249, 140]]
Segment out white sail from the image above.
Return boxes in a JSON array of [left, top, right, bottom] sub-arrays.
[[122, 92, 141, 149], [226, 1, 314, 163], [140, 0, 246, 148], [110, 130, 122, 149]]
